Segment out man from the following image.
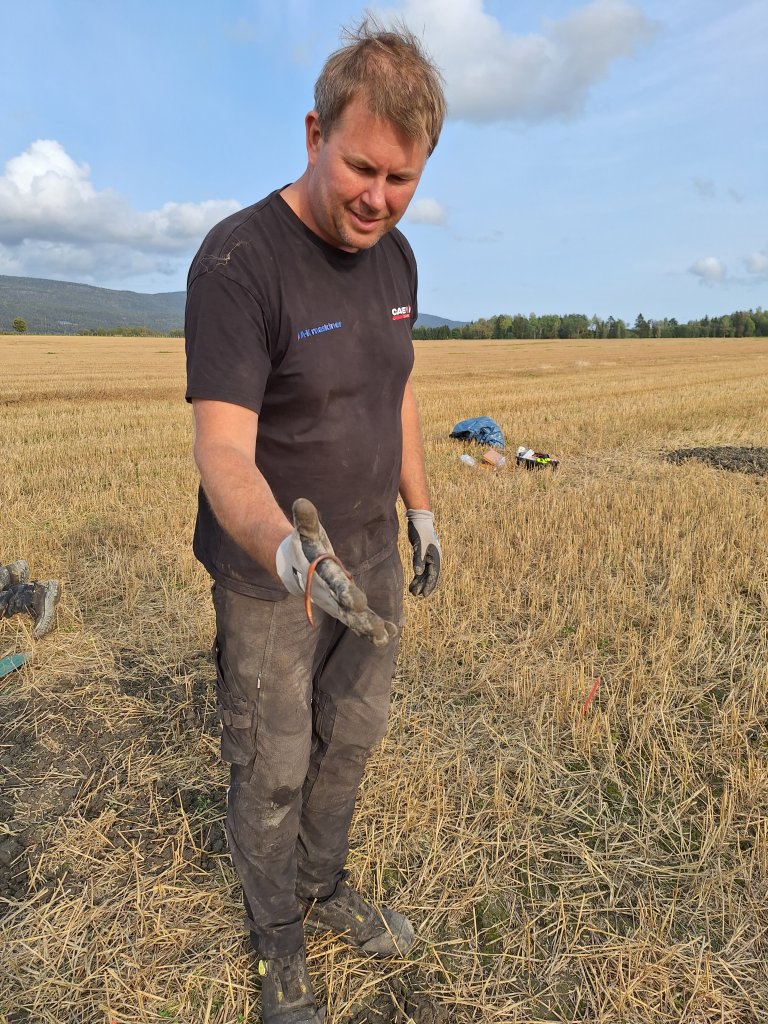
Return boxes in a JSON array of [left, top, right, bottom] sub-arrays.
[[185, 19, 445, 1023]]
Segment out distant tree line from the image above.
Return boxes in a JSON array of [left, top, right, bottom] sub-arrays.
[[413, 308, 768, 341], [5, 308, 768, 342], [77, 326, 185, 337]]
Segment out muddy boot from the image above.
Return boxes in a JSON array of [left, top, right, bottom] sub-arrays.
[[0, 560, 29, 591], [0, 580, 60, 638], [258, 947, 325, 1023], [32, 580, 61, 638], [301, 877, 416, 959]]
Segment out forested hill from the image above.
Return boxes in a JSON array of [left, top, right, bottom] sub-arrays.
[[413, 313, 467, 330], [0, 276, 186, 334], [0, 275, 463, 335]]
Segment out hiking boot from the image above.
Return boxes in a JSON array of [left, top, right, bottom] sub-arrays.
[[0, 580, 60, 638], [301, 877, 416, 958], [0, 560, 29, 591], [32, 580, 61, 638], [258, 947, 325, 1023]]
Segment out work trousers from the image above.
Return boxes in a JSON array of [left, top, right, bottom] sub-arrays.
[[212, 549, 404, 958]]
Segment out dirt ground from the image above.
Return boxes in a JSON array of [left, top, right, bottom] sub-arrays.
[[345, 976, 450, 1023], [666, 445, 768, 476], [0, 633, 448, 1023]]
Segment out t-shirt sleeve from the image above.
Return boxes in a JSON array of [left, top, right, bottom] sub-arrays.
[[185, 270, 272, 414], [391, 227, 418, 329]]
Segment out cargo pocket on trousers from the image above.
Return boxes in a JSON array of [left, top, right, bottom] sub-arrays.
[[218, 695, 256, 766], [214, 644, 258, 768]]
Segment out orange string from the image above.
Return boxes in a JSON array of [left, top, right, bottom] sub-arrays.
[[581, 676, 602, 717]]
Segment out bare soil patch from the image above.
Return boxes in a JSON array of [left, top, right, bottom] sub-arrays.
[[344, 974, 449, 1024], [666, 445, 768, 476]]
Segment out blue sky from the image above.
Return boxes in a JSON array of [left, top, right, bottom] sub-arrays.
[[1, 0, 765, 323]]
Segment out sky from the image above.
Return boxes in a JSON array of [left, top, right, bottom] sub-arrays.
[[1, 0, 766, 323]]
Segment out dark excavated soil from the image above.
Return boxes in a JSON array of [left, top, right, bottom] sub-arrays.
[[0, 656, 223, 908], [665, 446, 768, 477], [344, 973, 450, 1024]]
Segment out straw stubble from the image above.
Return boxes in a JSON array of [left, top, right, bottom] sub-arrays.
[[1, 334, 767, 1022]]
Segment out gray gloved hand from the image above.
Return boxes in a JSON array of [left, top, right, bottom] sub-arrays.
[[275, 530, 342, 617], [275, 499, 398, 647], [406, 509, 441, 598]]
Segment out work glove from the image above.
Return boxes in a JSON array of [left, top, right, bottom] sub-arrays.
[[406, 509, 441, 598], [275, 498, 397, 647]]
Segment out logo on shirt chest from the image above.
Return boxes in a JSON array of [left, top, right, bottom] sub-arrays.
[[297, 320, 343, 341], [391, 304, 412, 321]]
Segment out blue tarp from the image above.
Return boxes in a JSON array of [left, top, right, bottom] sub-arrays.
[[449, 416, 505, 449]]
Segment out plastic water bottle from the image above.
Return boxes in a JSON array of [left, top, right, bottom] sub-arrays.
[[459, 454, 477, 467]]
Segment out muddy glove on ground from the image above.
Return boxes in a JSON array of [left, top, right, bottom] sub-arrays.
[[275, 499, 397, 647], [406, 509, 441, 598]]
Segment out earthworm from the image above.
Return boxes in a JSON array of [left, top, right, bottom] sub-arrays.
[[304, 553, 354, 627]]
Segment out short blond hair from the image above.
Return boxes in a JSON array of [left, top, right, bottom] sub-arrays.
[[314, 15, 446, 157]]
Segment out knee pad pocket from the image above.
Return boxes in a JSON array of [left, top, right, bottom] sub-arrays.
[[215, 642, 258, 768], [330, 696, 390, 754]]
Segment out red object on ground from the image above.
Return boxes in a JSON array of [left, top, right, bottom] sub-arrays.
[[581, 676, 602, 717]]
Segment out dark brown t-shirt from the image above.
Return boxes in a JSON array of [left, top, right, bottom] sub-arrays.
[[185, 189, 417, 598]]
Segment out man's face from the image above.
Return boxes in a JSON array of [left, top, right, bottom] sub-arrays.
[[304, 96, 429, 252]]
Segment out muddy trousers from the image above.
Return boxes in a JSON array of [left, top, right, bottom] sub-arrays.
[[212, 550, 404, 959]]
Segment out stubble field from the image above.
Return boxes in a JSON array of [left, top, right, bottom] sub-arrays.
[[1, 334, 767, 1024]]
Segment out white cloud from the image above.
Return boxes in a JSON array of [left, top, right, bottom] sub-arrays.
[[745, 250, 768, 277], [0, 140, 240, 283], [0, 239, 179, 283], [380, 0, 655, 123], [689, 256, 727, 284], [406, 197, 447, 225]]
